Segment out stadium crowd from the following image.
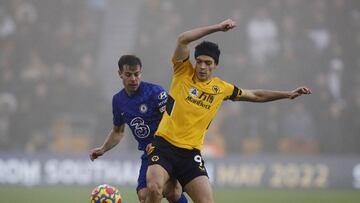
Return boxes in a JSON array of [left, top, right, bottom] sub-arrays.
[[0, 0, 107, 152]]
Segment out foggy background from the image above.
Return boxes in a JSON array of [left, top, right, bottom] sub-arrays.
[[1, 0, 360, 157]]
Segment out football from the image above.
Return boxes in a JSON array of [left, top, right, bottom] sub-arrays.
[[90, 184, 122, 203]]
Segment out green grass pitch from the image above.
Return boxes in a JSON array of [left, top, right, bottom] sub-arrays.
[[1, 185, 360, 203]]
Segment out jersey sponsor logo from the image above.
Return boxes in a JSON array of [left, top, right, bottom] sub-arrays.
[[198, 92, 214, 103], [158, 91, 167, 100], [130, 117, 150, 138], [186, 87, 215, 109], [158, 99, 167, 107], [188, 87, 214, 103], [186, 96, 211, 109], [159, 106, 166, 113], [139, 104, 148, 113]]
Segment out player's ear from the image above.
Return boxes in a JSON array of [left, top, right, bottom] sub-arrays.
[[118, 69, 123, 78], [213, 63, 218, 70]]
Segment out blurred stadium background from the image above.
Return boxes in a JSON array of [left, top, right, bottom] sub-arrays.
[[1, 0, 360, 202]]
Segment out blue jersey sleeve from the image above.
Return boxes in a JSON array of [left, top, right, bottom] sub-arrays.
[[112, 95, 125, 126]]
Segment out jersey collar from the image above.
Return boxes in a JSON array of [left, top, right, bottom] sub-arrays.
[[125, 81, 143, 98]]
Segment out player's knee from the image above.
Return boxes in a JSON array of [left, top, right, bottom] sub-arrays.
[[186, 194, 213, 203], [164, 191, 179, 202], [137, 192, 147, 203], [138, 198, 145, 203], [147, 182, 163, 198], [198, 195, 214, 203], [164, 184, 182, 202]]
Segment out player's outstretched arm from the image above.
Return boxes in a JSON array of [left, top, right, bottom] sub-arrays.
[[89, 124, 125, 161], [236, 86, 311, 102], [173, 19, 236, 61]]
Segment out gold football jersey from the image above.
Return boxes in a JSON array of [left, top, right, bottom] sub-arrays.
[[155, 58, 242, 150]]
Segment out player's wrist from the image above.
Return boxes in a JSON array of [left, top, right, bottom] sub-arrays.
[[287, 92, 293, 99], [213, 24, 223, 31], [99, 146, 106, 153]]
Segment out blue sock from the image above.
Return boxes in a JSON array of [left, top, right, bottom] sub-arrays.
[[173, 193, 188, 203]]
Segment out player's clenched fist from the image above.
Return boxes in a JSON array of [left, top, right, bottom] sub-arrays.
[[218, 19, 236, 32], [89, 148, 105, 161]]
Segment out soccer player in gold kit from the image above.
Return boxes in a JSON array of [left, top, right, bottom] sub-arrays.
[[145, 19, 312, 203]]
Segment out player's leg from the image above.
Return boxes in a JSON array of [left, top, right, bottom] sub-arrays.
[[146, 164, 171, 203], [146, 136, 176, 203], [137, 188, 147, 203], [184, 176, 214, 203], [175, 150, 213, 203], [163, 178, 188, 203], [137, 155, 149, 203]]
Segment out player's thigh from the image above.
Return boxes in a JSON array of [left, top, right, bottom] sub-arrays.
[[147, 136, 174, 188], [146, 164, 171, 188], [184, 176, 214, 203], [164, 178, 182, 193]]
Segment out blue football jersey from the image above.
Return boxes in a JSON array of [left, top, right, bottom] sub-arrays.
[[112, 81, 167, 152]]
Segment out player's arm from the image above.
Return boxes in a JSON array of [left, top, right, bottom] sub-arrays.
[[173, 19, 237, 61], [89, 124, 125, 161], [234, 86, 311, 102]]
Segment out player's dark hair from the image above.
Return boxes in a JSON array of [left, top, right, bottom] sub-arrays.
[[194, 41, 220, 65], [118, 55, 142, 71]]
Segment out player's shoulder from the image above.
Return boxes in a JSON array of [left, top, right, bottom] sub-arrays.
[[212, 77, 233, 87], [142, 81, 167, 93], [142, 81, 168, 101], [112, 88, 126, 102], [211, 77, 235, 94]]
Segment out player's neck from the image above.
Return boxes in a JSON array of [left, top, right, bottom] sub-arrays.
[[193, 75, 213, 83], [124, 82, 141, 96], [124, 88, 137, 96]]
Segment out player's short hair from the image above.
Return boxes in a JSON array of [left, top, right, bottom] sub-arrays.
[[118, 55, 142, 71], [194, 41, 220, 65]]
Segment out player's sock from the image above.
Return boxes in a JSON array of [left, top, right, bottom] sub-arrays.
[[173, 193, 188, 203]]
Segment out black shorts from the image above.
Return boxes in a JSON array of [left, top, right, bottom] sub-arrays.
[[148, 136, 209, 187]]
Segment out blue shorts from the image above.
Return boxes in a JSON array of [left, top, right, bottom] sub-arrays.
[[136, 154, 148, 192]]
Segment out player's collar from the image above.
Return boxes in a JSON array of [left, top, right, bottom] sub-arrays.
[[192, 75, 213, 85], [125, 82, 143, 98]]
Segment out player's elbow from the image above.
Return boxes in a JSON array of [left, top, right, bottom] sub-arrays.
[[243, 93, 266, 103], [251, 91, 271, 102], [251, 97, 266, 103], [115, 132, 125, 142], [177, 32, 190, 45]]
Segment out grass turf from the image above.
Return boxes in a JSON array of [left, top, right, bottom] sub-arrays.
[[1, 185, 359, 203]]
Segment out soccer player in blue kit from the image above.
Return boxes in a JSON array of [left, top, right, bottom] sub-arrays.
[[89, 55, 187, 203]]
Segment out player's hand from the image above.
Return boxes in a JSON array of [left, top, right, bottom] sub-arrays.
[[218, 19, 236, 32], [89, 148, 105, 161], [289, 86, 312, 99]]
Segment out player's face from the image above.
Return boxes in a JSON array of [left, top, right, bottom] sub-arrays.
[[195, 55, 217, 82], [119, 64, 142, 95]]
